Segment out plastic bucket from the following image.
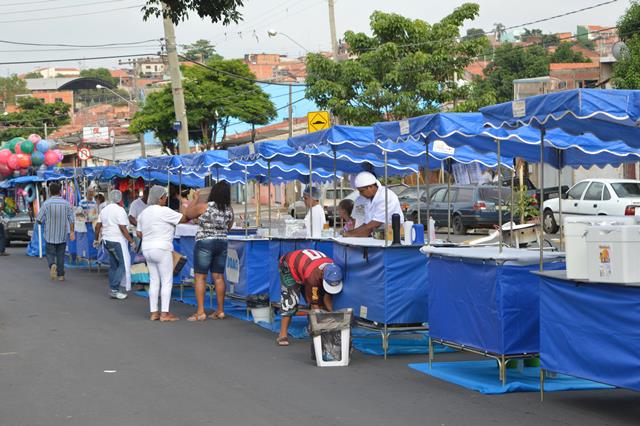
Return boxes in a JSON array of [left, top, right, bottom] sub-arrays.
[[251, 306, 271, 324]]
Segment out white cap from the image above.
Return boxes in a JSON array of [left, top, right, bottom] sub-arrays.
[[354, 171, 377, 188]]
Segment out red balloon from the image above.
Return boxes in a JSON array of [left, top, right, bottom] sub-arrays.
[[0, 163, 10, 176], [0, 149, 10, 164], [44, 150, 59, 166], [7, 154, 19, 170], [14, 142, 23, 154], [16, 153, 31, 168]]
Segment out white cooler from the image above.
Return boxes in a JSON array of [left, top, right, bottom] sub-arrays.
[[585, 225, 640, 285], [564, 216, 637, 280]]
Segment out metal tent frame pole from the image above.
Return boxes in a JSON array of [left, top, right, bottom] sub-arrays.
[[539, 127, 546, 271], [309, 154, 314, 238], [244, 166, 248, 237], [497, 139, 503, 254], [268, 160, 272, 237], [446, 159, 452, 242], [35, 183, 42, 258], [416, 170, 421, 224], [333, 147, 337, 237], [425, 140, 431, 245], [557, 149, 564, 250], [510, 161, 515, 248], [384, 150, 388, 247]]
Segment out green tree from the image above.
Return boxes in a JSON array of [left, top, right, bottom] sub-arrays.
[[454, 77, 497, 112], [0, 97, 70, 140], [464, 27, 486, 40], [520, 28, 543, 42], [613, 1, 640, 89], [550, 43, 590, 63], [131, 58, 276, 153], [0, 75, 28, 107], [181, 39, 221, 62], [483, 43, 550, 103], [79, 68, 118, 87], [541, 34, 560, 47], [305, 5, 487, 125], [142, 0, 243, 24], [23, 72, 43, 79]]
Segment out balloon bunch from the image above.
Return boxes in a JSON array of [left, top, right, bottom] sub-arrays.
[[0, 134, 63, 178]]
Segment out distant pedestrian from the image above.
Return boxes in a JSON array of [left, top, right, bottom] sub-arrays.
[[95, 190, 134, 300], [136, 185, 188, 321], [36, 182, 75, 281], [96, 193, 106, 215], [128, 187, 149, 226], [338, 198, 355, 234]]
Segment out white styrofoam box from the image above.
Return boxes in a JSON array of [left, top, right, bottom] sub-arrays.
[[586, 225, 640, 284], [564, 216, 637, 280], [313, 328, 350, 367]]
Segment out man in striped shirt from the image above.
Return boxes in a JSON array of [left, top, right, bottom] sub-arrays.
[[36, 182, 75, 281]]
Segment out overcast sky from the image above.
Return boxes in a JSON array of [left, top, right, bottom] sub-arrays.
[[0, 0, 631, 75]]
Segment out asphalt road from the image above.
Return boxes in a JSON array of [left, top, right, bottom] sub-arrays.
[[0, 244, 637, 426]]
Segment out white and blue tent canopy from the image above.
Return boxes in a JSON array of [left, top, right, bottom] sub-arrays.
[[480, 89, 640, 149], [374, 112, 640, 169]]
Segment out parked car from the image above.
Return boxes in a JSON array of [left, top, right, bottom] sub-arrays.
[[4, 211, 34, 245], [406, 184, 512, 235], [542, 179, 640, 234], [498, 176, 568, 202]]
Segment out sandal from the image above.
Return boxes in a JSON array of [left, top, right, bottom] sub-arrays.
[[187, 312, 207, 322], [276, 336, 290, 346], [150, 312, 160, 321], [208, 312, 226, 320], [160, 313, 180, 322]]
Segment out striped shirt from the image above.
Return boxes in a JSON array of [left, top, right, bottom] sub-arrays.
[[36, 196, 74, 244]]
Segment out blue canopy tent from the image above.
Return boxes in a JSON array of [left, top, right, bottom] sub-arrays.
[[480, 89, 640, 267]]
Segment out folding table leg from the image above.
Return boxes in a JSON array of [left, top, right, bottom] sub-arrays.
[[540, 368, 545, 402], [428, 337, 434, 369]]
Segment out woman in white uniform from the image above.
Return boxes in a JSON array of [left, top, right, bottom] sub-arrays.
[[303, 186, 326, 238], [95, 190, 135, 299], [136, 185, 188, 321]]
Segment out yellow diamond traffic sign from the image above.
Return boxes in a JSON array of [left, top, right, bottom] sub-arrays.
[[307, 111, 331, 133]]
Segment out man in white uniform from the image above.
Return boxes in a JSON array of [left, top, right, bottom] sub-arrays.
[[303, 186, 326, 238], [95, 190, 135, 299], [343, 171, 404, 238], [128, 187, 149, 226]]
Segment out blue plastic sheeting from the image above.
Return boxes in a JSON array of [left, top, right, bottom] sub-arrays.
[[332, 242, 428, 325], [540, 275, 640, 392], [172, 236, 196, 284], [427, 255, 565, 355], [409, 361, 613, 394], [480, 89, 640, 149], [26, 224, 44, 257], [225, 238, 272, 298]]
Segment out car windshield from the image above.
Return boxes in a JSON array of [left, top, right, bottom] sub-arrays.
[[389, 186, 408, 195], [611, 182, 640, 198], [478, 187, 512, 203]]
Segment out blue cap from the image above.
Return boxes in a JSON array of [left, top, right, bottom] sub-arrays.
[[322, 263, 343, 294]]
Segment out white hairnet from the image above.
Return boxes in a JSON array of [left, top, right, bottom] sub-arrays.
[[354, 171, 378, 188], [147, 185, 167, 206]]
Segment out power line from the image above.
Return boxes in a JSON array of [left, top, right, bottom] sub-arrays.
[[224, 96, 307, 131], [0, 3, 143, 24], [1, 0, 135, 15], [0, 38, 161, 48], [0, 0, 61, 7], [0, 52, 158, 65], [0, 45, 160, 53]]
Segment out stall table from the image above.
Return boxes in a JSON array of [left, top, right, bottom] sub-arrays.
[[539, 270, 640, 398], [331, 238, 429, 358], [423, 246, 565, 385]]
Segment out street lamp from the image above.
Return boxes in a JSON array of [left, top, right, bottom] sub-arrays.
[[267, 29, 309, 53], [95, 84, 135, 106]]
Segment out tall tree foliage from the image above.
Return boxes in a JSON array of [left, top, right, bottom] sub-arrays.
[[0, 75, 28, 107], [181, 39, 221, 62], [0, 97, 70, 140], [79, 68, 119, 87], [130, 59, 276, 154], [613, 1, 640, 89], [305, 4, 487, 125], [142, 0, 244, 24], [550, 43, 591, 63]]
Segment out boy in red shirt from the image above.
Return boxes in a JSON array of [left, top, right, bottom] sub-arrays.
[[277, 249, 343, 346]]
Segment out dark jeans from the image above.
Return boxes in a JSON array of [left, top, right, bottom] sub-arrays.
[[104, 240, 125, 292], [45, 242, 66, 277], [0, 222, 6, 253]]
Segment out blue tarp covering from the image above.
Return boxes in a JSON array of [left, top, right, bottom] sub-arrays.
[[540, 274, 640, 392], [409, 360, 613, 394], [480, 89, 640, 149], [427, 254, 564, 355], [225, 238, 272, 298], [331, 242, 428, 325]]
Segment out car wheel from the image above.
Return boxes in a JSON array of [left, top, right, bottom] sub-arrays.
[[543, 209, 559, 234], [452, 215, 467, 235]]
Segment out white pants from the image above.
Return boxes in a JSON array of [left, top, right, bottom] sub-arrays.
[[143, 248, 173, 313], [118, 240, 132, 291]]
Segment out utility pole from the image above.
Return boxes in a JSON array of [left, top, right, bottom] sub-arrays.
[[162, 2, 190, 155], [328, 0, 339, 61], [119, 58, 146, 157]]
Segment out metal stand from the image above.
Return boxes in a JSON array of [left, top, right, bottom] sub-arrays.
[[428, 337, 538, 387], [356, 319, 428, 360]]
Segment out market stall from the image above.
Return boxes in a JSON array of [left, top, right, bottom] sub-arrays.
[[422, 246, 565, 385], [539, 270, 640, 396]]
